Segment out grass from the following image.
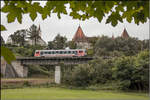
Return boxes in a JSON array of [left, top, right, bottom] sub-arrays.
[[1, 87, 149, 100]]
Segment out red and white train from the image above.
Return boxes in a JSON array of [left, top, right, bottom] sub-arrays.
[[34, 49, 87, 57]]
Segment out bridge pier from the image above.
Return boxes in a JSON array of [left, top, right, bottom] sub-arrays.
[[55, 66, 61, 84]]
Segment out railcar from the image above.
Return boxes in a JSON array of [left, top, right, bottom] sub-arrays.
[[34, 49, 87, 57]]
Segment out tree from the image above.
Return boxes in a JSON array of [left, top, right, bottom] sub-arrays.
[[94, 36, 115, 57], [67, 41, 77, 49], [112, 50, 149, 91], [48, 34, 67, 49], [1, 1, 149, 63], [10, 29, 27, 46], [114, 37, 142, 56], [94, 36, 143, 57], [27, 24, 40, 45], [48, 41, 54, 49]]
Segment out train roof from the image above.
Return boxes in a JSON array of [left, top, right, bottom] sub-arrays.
[[35, 49, 86, 51]]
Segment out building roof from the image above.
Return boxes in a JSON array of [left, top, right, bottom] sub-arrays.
[[121, 28, 129, 38], [72, 25, 87, 42]]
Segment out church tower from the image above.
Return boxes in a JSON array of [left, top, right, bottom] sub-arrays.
[[38, 25, 42, 37], [72, 25, 90, 49], [72, 25, 87, 42], [121, 28, 129, 38]]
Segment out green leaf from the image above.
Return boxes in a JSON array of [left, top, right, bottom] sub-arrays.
[[30, 12, 37, 21], [1, 25, 7, 31], [7, 13, 16, 23], [1, 46, 16, 64], [17, 13, 22, 24]]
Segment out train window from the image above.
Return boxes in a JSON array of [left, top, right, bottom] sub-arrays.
[[36, 52, 39, 54], [45, 52, 48, 54], [48, 52, 51, 54], [56, 51, 58, 54], [60, 51, 63, 54], [64, 51, 67, 54], [68, 51, 71, 54], [79, 51, 83, 53], [40, 52, 43, 55], [62, 51, 65, 54], [51, 51, 54, 54]]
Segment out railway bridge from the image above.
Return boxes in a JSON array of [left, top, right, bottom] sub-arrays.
[[7, 57, 93, 84]]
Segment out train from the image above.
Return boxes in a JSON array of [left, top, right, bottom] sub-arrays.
[[34, 49, 87, 57]]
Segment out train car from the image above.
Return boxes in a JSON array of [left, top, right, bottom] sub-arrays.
[[34, 49, 87, 57]]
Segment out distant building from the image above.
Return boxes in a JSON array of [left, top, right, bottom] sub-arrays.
[[6, 36, 13, 44], [6, 25, 47, 46], [72, 25, 91, 49], [112, 34, 115, 40], [121, 28, 130, 38], [27, 25, 47, 46], [111, 28, 130, 40]]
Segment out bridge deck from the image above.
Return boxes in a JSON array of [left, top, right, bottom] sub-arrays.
[[16, 57, 93, 60], [16, 57, 94, 65]]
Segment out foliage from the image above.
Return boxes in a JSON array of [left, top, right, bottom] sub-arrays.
[[28, 65, 50, 77], [62, 50, 149, 91], [63, 58, 113, 87], [1, 1, 149, 28], [89, 58, 113, 84], [27, 24, 41, 45], [1, 46, 16, 64], [48, 34, 67, 49], [94, 36, 144, 57], [10, 29, 27, 46], [112, 50, 149, 91], [69, 64, 92, 87], [67, 41, 77, 49], [7, 44, 45, 57], [1, 25, 6, 31], [114, 37, 142, 56]]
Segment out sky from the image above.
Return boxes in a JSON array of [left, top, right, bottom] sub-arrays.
[[1, 1, 149, 43]]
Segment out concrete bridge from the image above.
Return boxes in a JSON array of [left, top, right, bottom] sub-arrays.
[[3, 57, 93, 84]]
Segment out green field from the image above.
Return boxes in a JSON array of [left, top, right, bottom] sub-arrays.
[[1, 87, 149, 100]]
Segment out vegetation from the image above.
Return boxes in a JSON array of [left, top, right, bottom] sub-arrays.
[[27, 24, 41, 45], [48, 34, 67, 49], [62, 50, 149, 91], [94, 36, 148, 57], [10, 29, 27, 46]]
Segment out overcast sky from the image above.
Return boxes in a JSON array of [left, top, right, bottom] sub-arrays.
[[1, 1, 149, 43]]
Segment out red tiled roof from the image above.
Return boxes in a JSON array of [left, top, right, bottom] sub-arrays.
[[72, 25, 87, 42], [121, 28, 129, 38]]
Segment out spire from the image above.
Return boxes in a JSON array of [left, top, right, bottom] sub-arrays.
[[38, 25, 41, 37], [38, 25, 41, 31], [121, 28, 129, 38], [112, 33, 115, 40], [72, 25, 87, 42]]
